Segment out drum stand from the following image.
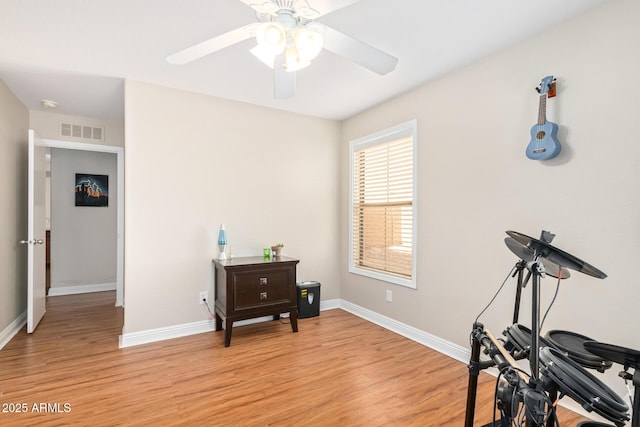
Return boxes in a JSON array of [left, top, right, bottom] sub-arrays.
[[466, 230, 611, 426], [465, 257, 554, 427]]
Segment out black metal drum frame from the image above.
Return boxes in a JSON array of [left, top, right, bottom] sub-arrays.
[[464, 231, 636, 427]]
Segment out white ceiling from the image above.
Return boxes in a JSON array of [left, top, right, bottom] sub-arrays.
[[0, 0, 606, 121]]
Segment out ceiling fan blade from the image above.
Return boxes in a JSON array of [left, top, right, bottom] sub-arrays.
[[239, 0, 363, 18], [273, 54, 296, 99], [240, 0, 278, 14], [166, 24, 258, 65], [322, 26, 398, 75]]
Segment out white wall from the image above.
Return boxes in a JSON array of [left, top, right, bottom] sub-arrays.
[[123, 81, 341, 334], [49, 149, 117, 293], [341, 0, 640, 404], [0, 79, 29, 343]]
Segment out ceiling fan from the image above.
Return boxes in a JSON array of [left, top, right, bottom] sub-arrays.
[[166, 0, 398, 99]]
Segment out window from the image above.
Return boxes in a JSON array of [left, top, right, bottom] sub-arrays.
[[349, 120, 417, 288]]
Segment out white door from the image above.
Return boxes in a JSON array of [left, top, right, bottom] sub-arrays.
[[23, 130, 47, 332]]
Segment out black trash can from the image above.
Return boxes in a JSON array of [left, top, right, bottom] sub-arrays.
[[297, 281, 320, 318]]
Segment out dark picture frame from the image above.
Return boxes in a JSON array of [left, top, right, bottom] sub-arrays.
[[75, 173, 109, 207]]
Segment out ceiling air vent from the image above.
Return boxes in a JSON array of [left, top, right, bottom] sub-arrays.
[[59, 121, 105, 142]]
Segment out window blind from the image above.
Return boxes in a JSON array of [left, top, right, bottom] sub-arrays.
[[352, 136, 413, 278]]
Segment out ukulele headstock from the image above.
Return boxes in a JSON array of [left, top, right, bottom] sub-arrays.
[[535, 75, 556, 97]]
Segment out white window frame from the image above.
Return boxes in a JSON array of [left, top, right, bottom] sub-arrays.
[[348, 119, 418, 289]]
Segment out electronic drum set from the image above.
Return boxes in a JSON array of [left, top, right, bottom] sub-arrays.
[[465, 230, 640, 427]]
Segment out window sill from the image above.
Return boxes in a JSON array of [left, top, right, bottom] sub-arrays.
[[349, 265, 416, 289]]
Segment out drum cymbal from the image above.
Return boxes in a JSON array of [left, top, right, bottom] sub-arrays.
[[504, 237, 571, 279], [506, 230, 607, 279], [584, 341, 640, 370], [505, 237, 570, 279]]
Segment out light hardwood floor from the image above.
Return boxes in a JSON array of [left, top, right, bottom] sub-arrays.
[[0, 292, 590, 426]]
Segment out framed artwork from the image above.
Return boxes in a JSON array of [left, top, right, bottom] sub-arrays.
[[75, 173, 109, 207]]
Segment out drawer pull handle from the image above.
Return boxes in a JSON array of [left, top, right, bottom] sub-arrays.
[[260, 292, 268, 300], [259, 277, 268, 285]]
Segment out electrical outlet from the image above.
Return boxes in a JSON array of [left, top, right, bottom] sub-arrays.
[[199, 291, 208, 305], [386, 289, 392, 302]]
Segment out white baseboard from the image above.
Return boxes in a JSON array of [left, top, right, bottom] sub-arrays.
[[228, 299, 342, 327], [120, 299, 342, 348], [48, 282, 116, 296], [117, 298, 462, 358], [120, 320, 215, 348], [338, 300, 470, 363], [0, 311, 26, 350], [320, 298, 341, 311]]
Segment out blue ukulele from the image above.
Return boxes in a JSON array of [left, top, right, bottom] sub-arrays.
[[526, 76, 561, 160]]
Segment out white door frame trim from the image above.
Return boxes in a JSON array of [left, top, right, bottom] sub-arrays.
[[42, 139, 125, 307]]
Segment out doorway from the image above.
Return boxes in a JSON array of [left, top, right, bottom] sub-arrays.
[[41, 139, 124, 307]]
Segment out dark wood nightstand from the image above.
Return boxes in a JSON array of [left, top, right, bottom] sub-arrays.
[[212, 256, 299, 347]]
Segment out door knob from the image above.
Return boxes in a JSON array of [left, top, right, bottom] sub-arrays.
[[19, 239, 44, 245]]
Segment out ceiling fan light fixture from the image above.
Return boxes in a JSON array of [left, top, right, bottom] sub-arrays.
[[293, 27, 323, 61], [284, 45, 310, 72], [256, 21, 287, 55]]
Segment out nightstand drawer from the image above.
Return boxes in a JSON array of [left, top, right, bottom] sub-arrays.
[[232, 269, 290, 310]]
